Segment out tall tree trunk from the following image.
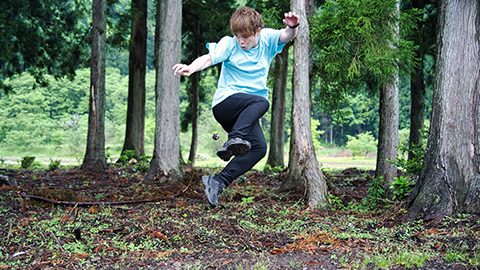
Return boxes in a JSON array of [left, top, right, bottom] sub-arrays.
[[376, 77, 400, 183], [82, 0, 106, 172], [408, 0, 426, 160], [281, 0, 328, 209], [187, 72, 200, 165], [266, 47, 289, 168], [408, 0, 480, 221], [408, 51, 425, 158], [121, 0, 147, 159], [146, 0, 182, 180], [375, 0, 400, 184]]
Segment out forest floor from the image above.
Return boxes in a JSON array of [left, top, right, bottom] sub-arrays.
[[0, 166, 479, 269]]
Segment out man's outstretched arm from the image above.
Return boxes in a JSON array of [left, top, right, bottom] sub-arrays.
[[173, 54, 212, 77], [279, 11, 300, 44]]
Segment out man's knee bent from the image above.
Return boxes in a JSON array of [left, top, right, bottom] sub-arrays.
[[255, 142, 267, 160], [256, 98, 269, 115]]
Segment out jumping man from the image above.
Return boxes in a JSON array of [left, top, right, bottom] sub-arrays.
[[173, 7, 299, 208]]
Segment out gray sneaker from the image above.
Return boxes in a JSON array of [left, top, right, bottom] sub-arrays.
[[202, 175, 225, 208], [216, 138, 251, 161]]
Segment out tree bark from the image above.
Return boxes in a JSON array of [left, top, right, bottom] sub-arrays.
[[266, 47, 289, 168], [121, 0, 147, 159], [408, 51, 425, 158], [82, 0, 106, 172], [281, 0, 328, 209], [146, 0, 182, 180], [376, 77, 400, 183], [408, 0, 480, 220], [408, 0, 427, 160], [375, 0, 400, 184], [187, 72, 200, 165]]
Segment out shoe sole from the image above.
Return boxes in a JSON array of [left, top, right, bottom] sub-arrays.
[[202, 176, 216, 208], [228, 143, 250, 156], [216, 149, 233, 162]]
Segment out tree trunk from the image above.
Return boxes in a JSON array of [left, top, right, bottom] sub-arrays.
[[187, 72, 200, 165], [408, 0, 426, 160], [82, 0, 106, 172], [376, 77, 400, 183], [408, 0, 480, 221], [266, 47, 289, 168], [120, 0, 147, 159], [146, 0, 182, 181], [375, 0, 400, 184], [408, 51, 425, 159], [281, 0, 328, 209]]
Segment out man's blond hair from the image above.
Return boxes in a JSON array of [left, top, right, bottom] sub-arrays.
[[230, 7, 263, 37]]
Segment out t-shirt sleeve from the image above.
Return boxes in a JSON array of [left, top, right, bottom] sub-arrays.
[[206, 36, 234, 65], [262, 28, 286, 57]]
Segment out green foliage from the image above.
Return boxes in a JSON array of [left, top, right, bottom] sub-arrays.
[[135, 155, 151, 173], [20, 156, 35, 169], [118, 150, 137, 165], [395, 143, 425, 175], [106, 0, 131, 49], [390, 176, 414, 200], [116, 151, 151, 173], [179, 0, 234, 133], [309, 118, 324, 150], [246, 0, 290, 28], [361, 249, 434, 269], [394, 121, 429, 185], [1, 71, 88, 152], [48, 159, 61, 171], [330, 91, 378, 127], [327, 194, 344, 209], [263, 164, 284, 174], [309, 118, 325, 151], [312, 86, 379, 146], [0, 68, 154, 158], [444, 250, 469, 263], [328, 177, 387, 211], [0, 0, 91, 91], [241, 196, 255, 205], [345, 132, 377, 157], [362, 176, 386, 209], [310, 0, 419, 110]]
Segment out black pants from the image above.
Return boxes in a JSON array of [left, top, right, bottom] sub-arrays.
[[212, 93, 269, 187]]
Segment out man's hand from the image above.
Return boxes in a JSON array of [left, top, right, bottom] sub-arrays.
[[172, 54, 212, 77], [173, 64, 193, 77], [279, 11, 299, 44], [283, 11, 299, 28]]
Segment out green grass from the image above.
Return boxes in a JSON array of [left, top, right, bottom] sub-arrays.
[[361, 249, 436, 269], [1, 145, 376, 170], [318, 156, 376, 170]]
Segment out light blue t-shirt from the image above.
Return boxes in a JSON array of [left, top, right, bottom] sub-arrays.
[[206, 28, 286, 107]]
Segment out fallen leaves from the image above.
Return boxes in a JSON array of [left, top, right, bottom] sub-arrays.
[[129, 250, 176, 259], [2, 167, 479, 269], [175, 199, 188, 208], [19, 217, 31, 227], [271, 231, 340, 254], [0, 186, 17, 191], [149, 230, 169, 241], [88, 206, 98, 214], [74, 253, 90, 260]]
